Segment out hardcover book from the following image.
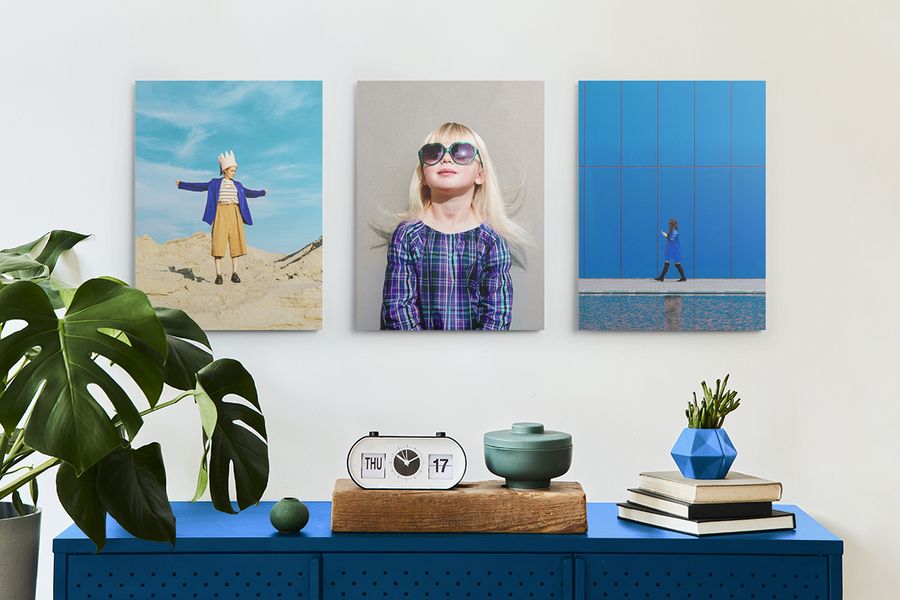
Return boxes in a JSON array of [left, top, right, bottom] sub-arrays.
[[626, 488, 773, 520], [638, 471, 783, 504], [617, 502, 796, 536]]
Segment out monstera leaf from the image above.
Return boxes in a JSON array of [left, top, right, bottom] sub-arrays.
[[0, 254, 46, 277], [0, 230, 89, 281], [193, 359, 269, 513], [155, 308, 213, 391], [0, 279, 167, 474], [0, 229, 270, 552], [95, 443, 175, 544], [126, 307, 213, 391], [30, 230, 91, 273], [57, 442, 176, 551], [0, 233, 50, 278], [0, 230, 89, 309], [56, 462, 106, 550], [33, 276, 78, 310]]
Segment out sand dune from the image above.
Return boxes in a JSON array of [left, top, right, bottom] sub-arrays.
[[135, 233, 322, 330]]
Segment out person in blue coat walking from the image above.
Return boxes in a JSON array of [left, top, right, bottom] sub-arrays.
[[655, 218, 687, 282]]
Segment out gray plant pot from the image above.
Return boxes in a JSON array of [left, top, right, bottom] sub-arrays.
[[0, 502, 41, 600]]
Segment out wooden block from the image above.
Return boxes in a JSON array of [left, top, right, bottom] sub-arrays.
[[331, 479, 587, 533]]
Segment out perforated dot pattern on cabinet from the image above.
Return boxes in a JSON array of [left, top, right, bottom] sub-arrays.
[[580, 554, 830, 600], [66, 553, 315, 600], [322, 553, 568, 599]]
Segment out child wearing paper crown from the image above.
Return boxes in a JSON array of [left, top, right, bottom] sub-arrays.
[[176, 151, 267, 285]]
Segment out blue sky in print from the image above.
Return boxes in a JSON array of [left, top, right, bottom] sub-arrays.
[[135, 81, 322, 253]]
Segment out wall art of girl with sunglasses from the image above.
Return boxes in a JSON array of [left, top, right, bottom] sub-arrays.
[[380, 122, 529, 331]]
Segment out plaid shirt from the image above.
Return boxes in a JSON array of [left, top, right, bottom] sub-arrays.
[[381, 220, 513, 330]]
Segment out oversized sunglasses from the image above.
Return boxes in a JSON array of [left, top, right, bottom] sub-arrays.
[[418, 142, 480, 166]]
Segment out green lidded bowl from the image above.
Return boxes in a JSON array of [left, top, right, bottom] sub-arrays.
[[483, 422, 573, 489]]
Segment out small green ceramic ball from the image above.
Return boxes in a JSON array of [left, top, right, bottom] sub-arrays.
[[270, 497, 309, 533]]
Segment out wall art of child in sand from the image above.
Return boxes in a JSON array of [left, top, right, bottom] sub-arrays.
[[135, 79, 323, 332], [176, 150, 267, 285]]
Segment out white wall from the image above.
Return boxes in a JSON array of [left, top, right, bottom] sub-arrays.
[[2, 1, 898, 598]]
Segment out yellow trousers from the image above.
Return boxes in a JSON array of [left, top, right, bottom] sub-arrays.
[[210, 203, 248, 258]]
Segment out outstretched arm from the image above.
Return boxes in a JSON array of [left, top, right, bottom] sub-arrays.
[[381, 227, 422, 330], [478, 237, 513, 331], [177, 180, 210, 192], [244, 187, 266, 198]]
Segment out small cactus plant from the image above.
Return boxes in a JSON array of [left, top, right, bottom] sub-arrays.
[[685, 374, 741, 429]]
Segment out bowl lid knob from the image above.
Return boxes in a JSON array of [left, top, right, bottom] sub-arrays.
[[512, 422, 544, 434]]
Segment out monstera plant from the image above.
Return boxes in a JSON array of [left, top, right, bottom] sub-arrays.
[[0, 230, 269, 551]]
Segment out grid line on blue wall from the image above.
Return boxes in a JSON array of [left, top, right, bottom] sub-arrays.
[[693, 80, 697, 280], [579, 82, 585, 278], [618, 81, 623, 277], [580, 165, 766, 168]]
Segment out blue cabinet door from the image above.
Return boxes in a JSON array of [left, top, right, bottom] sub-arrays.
[[323, 553, 570, 600], [577, 553, 832, 600], [65, 553, 317, 600]]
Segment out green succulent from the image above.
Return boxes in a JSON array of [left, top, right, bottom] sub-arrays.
[[685, 374, 741, 429]]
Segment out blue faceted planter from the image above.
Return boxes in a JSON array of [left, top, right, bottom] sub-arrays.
[[670, 428, 737, 479]]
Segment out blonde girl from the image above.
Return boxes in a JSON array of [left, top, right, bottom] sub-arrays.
[[381, 122, 528, 330]]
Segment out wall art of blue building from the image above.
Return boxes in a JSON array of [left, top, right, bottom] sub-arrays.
[[578, 81, 765, 280]]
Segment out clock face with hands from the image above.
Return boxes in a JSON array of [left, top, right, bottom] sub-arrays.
[[392, 448, 421, 477], [347, 433, 466, 490]]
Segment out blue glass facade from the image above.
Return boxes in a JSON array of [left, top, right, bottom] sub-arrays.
[[579, 81, 766, 279]]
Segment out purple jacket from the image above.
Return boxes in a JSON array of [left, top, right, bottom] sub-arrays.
[[177, 178, 265, 226]]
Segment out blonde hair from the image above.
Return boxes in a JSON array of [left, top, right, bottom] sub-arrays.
[[403, 122, 529, 251]]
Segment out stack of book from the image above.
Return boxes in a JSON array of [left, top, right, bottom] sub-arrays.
[[617, 470, 795, 536]]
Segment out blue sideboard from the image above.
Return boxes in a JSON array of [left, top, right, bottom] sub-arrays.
[[53, 501, 842, 599]]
